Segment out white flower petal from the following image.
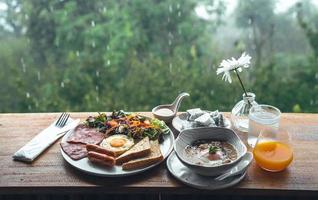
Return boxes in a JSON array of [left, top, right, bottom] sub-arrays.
[[216, 52, 252, 83], [221, 71, 232, 83], [237, 52, 251, 68]]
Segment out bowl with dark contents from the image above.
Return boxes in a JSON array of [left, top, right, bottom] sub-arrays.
[[174, 127, 247, 176]]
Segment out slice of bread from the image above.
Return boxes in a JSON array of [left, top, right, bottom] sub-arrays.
[[122, 140, 163, 170], [115, 137, 151, 165]]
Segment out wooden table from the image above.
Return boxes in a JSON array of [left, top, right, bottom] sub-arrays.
[[1, 112, 318, 196]]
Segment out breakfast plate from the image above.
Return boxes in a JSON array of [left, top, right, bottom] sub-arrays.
[[172, 111, 231, 132], [60, 112, 175, 177], [166, 151, 247, 190], [61, 128, 174, 177]]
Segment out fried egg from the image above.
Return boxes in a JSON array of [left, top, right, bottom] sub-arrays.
[[100, 134, 134, 156]]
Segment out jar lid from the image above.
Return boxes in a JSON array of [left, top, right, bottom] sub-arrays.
[[249, 104, 281, 125]]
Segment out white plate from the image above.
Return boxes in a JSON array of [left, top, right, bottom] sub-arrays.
[[60, 127, 174, 177], [166, 151, 247, 190], [172, 112, 231, 132]]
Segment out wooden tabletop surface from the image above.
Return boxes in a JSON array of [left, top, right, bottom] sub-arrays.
[[1, 112, 318, 196]]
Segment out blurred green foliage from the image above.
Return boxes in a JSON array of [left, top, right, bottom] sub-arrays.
[[0, 0, 317, 113]]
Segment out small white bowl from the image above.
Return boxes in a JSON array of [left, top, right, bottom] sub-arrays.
[[174, 127, 247, 176], [152, 92, 190, 123], [152, 105, 176, 123]]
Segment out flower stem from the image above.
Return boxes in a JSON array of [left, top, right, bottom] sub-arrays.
[[234, 69, 251, 106]]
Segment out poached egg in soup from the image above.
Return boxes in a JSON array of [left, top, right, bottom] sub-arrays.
[[184, 140, 238, 167]]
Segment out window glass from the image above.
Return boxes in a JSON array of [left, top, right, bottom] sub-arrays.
[[0, 0, 317, 113]]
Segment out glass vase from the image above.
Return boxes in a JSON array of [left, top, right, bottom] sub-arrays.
[[231, 92, 257, 132]]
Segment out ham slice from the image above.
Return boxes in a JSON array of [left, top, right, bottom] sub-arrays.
[[67, 124, 104, 145], [62, 125, 105, 160], [60, 143, 87, 160]]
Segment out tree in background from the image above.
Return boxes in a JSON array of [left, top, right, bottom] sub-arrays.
[[296, 0, 318, 57], [295, 0, 318, 112], [0, 0, 230, 112], [233, 0, 318, 112], [0, 0, 317, 113], [235, 0, 276, 67]]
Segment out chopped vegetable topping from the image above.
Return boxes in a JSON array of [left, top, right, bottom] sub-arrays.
[[209, 146, 220, 154], [84, 111, 169, 140]]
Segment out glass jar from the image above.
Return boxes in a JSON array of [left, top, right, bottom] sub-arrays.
[[253, 127, 293, 172], [231, 92, 257, 132], [248, 104, 281, 147]]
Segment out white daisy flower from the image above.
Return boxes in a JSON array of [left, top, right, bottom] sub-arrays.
[[216, 52, 251, 83]]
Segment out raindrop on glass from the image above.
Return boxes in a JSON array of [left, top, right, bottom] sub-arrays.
[[248, 17, 252, 25], [76, 51, 80, 57], [252, 44, 256, 50], [168, 31, 174, 39], [60, 82, 65, 88], [168, 39, 172, 46], [37, 71, 41, 81], [26, 92, 30, 98], [107, 59, 111, 66], [169, 63, 173, 73], [103, 7, 107, 13], [96, 96, 99, 102], [55, 40, 60, 47], [315, 73, 318, 79], [28, 105, 32, 111], [169, 5, 173, 13], [210, 90, 214, 96], [178, 11, 181, 17], [24, 14, 29, 20], [167, 17, 170, 23], [107, 45, 110, 51], [248, 32, 253, 39], [177, 3, 180, 9], [92, 41, 96, 48], [310, 100, 314, 105], [95, 85, 99, 91], [96, 70, 100, 77], [20, 58, 26, 73], [91, 20, 95, 27]]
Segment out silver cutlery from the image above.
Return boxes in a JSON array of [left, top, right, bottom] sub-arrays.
[[13, 112, 77, 162], [215, 152, 253, 181], [55, 112, 70, 128]]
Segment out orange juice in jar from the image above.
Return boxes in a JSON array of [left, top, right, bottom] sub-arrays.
[[253, 128, 293, 172]]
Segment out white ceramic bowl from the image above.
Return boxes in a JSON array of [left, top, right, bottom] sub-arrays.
[[152, 105, 176, 123], [174, 127, 247, 176]]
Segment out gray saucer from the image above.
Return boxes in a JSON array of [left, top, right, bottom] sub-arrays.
[[166, 151, 247, 190]]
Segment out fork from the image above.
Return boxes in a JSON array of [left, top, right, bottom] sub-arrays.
[[55, 112, 70, 128]]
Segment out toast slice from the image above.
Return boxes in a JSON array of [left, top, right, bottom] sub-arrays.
[[122, 140, 163, 170], [115, 137, 151, 165]]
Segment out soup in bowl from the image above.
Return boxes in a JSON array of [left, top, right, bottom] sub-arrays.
[[174, 127, 247, 176]]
